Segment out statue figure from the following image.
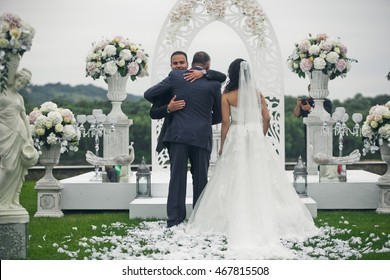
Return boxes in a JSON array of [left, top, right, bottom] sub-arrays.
[[86, 142, 135, 182], [85, 142, 135, 166], [0, 54, 39, 222], [312, 149, 361, 165]]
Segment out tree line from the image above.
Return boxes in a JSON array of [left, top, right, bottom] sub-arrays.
[[21, 83, 387, 165]]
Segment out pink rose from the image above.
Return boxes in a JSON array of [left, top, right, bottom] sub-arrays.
[[29, 109, 42, 124], [299, 58, 313, 72], [128, 62, 140, 76], [336, 59, 347, 72]]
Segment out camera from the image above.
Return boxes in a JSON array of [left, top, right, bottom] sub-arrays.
[[301, 99, 308, 105]]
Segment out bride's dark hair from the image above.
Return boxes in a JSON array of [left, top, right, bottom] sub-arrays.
[[224, 58, 245, 93]]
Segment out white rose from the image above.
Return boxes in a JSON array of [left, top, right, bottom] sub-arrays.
[[63, 125, 76, 141], [326, 52, 339, 64], [119, 49, 132, 61], [362, 123, 373, 137], [46, 132, 58, 145], [313, 57, 326, 70], [104, 61, 118, 76], [104, 45, 117, 57], [378, 124, 390, 138], [374, 105, 389, 116], [47, 111, 63, 125], [308, 45, 320, 55], [40, 101, 57, 113]]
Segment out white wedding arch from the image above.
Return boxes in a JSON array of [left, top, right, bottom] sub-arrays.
[[150, 0, 285, 171]]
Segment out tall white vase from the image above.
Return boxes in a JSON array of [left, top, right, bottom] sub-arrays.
[[309, 70, 330, 119], [106, 73, 129, 120]]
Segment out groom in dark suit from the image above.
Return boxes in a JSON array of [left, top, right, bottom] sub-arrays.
[[150, 51, 226, 153], [144, 51, 222, 227]]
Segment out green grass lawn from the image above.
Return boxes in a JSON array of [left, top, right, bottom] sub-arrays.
[[20, 180, 390, 260]]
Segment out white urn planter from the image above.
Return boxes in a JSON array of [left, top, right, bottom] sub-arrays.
[[37, 144, 61, 184], [308, 70, 330, 119], [106, 73, 129, 120]]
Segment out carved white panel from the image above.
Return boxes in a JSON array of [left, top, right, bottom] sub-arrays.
[[151, 0, 285, 171]]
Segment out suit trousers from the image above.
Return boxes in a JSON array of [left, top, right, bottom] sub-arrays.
[[166, 142, 210, 227]]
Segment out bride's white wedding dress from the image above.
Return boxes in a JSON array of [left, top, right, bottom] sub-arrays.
[[187, 104, 319, 259]]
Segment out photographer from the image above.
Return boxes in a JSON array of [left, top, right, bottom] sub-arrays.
[[293, 85, 332, 118]]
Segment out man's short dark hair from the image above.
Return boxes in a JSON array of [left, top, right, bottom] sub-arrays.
[[192, 51, 210, 67], [170, 51, 188, 63]]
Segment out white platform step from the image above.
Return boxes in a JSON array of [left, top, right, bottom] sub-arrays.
[[129, 196, 318, 219], [60, 170, 380, 215]]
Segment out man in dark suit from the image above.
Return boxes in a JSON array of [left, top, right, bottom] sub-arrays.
[[150, 51, 226, 153], [144, 51, 223, 227]]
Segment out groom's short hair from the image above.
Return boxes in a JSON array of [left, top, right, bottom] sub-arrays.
[[192, 51, 210, 68]]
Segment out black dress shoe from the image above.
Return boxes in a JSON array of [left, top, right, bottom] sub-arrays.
[[167, 221, 183, 228]]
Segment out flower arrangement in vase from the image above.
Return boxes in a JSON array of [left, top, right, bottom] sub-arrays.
[[85, 36, 149, 82], [362, 101, 390, 155], [29, 101, 80, 154], [287, 33, 357, 80], [0, 12, 35, 93]]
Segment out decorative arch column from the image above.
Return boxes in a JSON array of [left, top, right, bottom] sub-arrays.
[[150, 0, 285, 171]]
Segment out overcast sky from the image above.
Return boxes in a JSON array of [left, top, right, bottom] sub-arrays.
[[2, 0, 389, 101]]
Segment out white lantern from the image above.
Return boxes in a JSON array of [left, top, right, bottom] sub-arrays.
[[136, 157, 151, 198], [293, 156, 308, 196]]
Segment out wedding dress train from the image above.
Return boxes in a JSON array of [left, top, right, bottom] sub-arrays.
[[187, 106, 319, 259]]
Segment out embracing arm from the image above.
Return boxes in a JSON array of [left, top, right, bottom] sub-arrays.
[[183, 69, 227, 83], [205, 70, 226, 83], [144, 75, 172, 103], [150, 95, 185, 119]]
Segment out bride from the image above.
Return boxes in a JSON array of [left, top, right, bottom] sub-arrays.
[[187, 58, 319, 259]]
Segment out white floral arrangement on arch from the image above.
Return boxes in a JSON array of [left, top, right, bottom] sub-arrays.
[[362, 101, 390, 155], [86, 36, 149, 82], [29, 102, 80, 154], [0, 12, 35, 93], [287, 33, 357, 80], [168, 0, 267, 45]]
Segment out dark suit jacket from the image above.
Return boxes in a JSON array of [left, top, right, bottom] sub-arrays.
[[144, 68, 222, 152], [147, 69, 226, 152]]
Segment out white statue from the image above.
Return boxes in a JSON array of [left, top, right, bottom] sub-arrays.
[[0, 54, 39, 220], [312, 147, 361, 165], [85, 142, 135, 166]]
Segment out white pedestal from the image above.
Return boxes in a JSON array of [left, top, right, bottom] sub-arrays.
[[376, 183, 390, 214], [103, 118, 133, 159], [304, 117, 335, 175], [34, 180, 64, 218]]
